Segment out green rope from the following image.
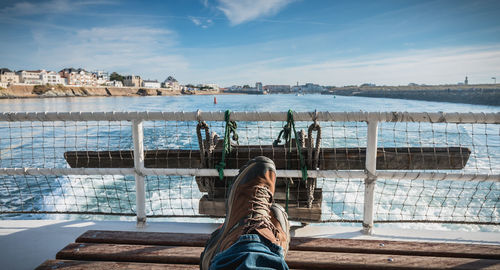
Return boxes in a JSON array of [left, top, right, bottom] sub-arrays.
[[273, 109, 308, 212], [215, 110, 238, 181]]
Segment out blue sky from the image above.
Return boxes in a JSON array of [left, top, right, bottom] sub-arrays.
[[1, 0, 499, 86]]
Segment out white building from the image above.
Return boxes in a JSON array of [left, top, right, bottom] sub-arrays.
[[93, 70, 109, 85], [142, 80, 161, 88], [0, 69, 20, 85], [16, 70, 44, 85], [105, 80, 123, 87], [40, 71, 65, 85], [162, 76, 180, 90], [60, 68, 98, 86], [292, 83, 324, 93]]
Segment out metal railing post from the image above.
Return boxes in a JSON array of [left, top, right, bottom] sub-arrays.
[[132, 120, 146, 228], [363, 121, 378, 235]]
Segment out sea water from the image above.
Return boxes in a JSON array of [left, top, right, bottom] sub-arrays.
[[0, 94, 498, 231]]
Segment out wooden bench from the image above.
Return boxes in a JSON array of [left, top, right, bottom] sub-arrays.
[[36, 230, 500, 269], [64, 146, 471, 222]]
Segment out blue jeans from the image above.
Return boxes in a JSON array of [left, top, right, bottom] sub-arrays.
[[209, 234, 289, 270]]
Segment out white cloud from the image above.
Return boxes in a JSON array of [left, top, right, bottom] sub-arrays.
[[189, 16, 202, 26], [187, 45, 500, 86], [288, 46, 500, 86], [217, 0, 294, 25], [30, 26, 189, 79], [189, 16, 214, 28], [0, 0, 115, 16]]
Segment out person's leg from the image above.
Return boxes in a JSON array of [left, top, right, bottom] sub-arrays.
[[210, 234, 288, 270], [200, 156, 290, 270]]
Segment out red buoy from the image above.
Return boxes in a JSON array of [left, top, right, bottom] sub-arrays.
[[214, 96, 217, 104]]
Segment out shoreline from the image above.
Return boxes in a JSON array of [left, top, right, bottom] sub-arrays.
[[0, 85, 221, 99], [1, 84, 499, 106], [322, 86, 500, 106]]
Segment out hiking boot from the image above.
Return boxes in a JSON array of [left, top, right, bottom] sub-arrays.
[[270, 202, 290, 256], [200, 156, 286, 270]]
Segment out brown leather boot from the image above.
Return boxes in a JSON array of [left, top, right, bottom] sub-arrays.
[[270, 202, 290, 256], [200, 156, 289, 269]]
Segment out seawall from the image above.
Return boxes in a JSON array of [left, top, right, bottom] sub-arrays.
[[0, 85, 219, 98], [324, 86, 500, 106]]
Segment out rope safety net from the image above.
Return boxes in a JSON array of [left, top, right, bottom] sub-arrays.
[[0, 111, 498, 228]]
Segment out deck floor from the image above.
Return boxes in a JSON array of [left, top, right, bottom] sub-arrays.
[[36, 230, 500, 269]]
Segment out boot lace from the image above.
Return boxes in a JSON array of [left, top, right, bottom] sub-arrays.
[[243, 186, 279, 238]]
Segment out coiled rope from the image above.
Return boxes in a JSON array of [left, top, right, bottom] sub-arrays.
[[306, 113, 321, 208], [273, 109, 308, 212], [215, 110, 238, 181]]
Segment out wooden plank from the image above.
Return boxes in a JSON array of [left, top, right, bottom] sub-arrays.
[[285, 250, 500, 270], [64, 146, 470, 170], [56, 243, 200, 264], [196, 175, 321, 194], [206, 187, 323, 201], [55, 242, 500, 270], [35, 259, 199, 270], [198, 195, 322, 221], [289, 237, 500, 260], [77, 231, 209, 247], [77, 230, 500, 260]]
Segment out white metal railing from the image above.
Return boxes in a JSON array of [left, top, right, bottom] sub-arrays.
[[0, 111, 499, 233], [1, 111, 499, 123]]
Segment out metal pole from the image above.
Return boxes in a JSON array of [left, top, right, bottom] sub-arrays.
[[132, 120, 146, 228], [363, 121, 378, 235]]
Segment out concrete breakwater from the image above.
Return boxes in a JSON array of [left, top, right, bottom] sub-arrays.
[[324, 86, 500, 106], [0, 85, 219, 98]]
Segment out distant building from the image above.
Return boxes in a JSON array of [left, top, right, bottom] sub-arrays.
[[59, 68, 97, 86], [105, 80, 123, 87], [162, 76, 180, 90], [264, 85, 290, 93], [292, 83, 324, 93], [198, 83, 219, 91], [93, 70, 109, 85], [0, 68, 11, 74], [183, 84, 200, 91], [142, 80, 161, 88], [40, 71, 65, 85], [256, 82, 263, 92], [228, 85, 242, 91], [0, 69, 20, 85], [16, 70, 44, 84], [123, 75, 142, 87], [465, 76, 468, 85]]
